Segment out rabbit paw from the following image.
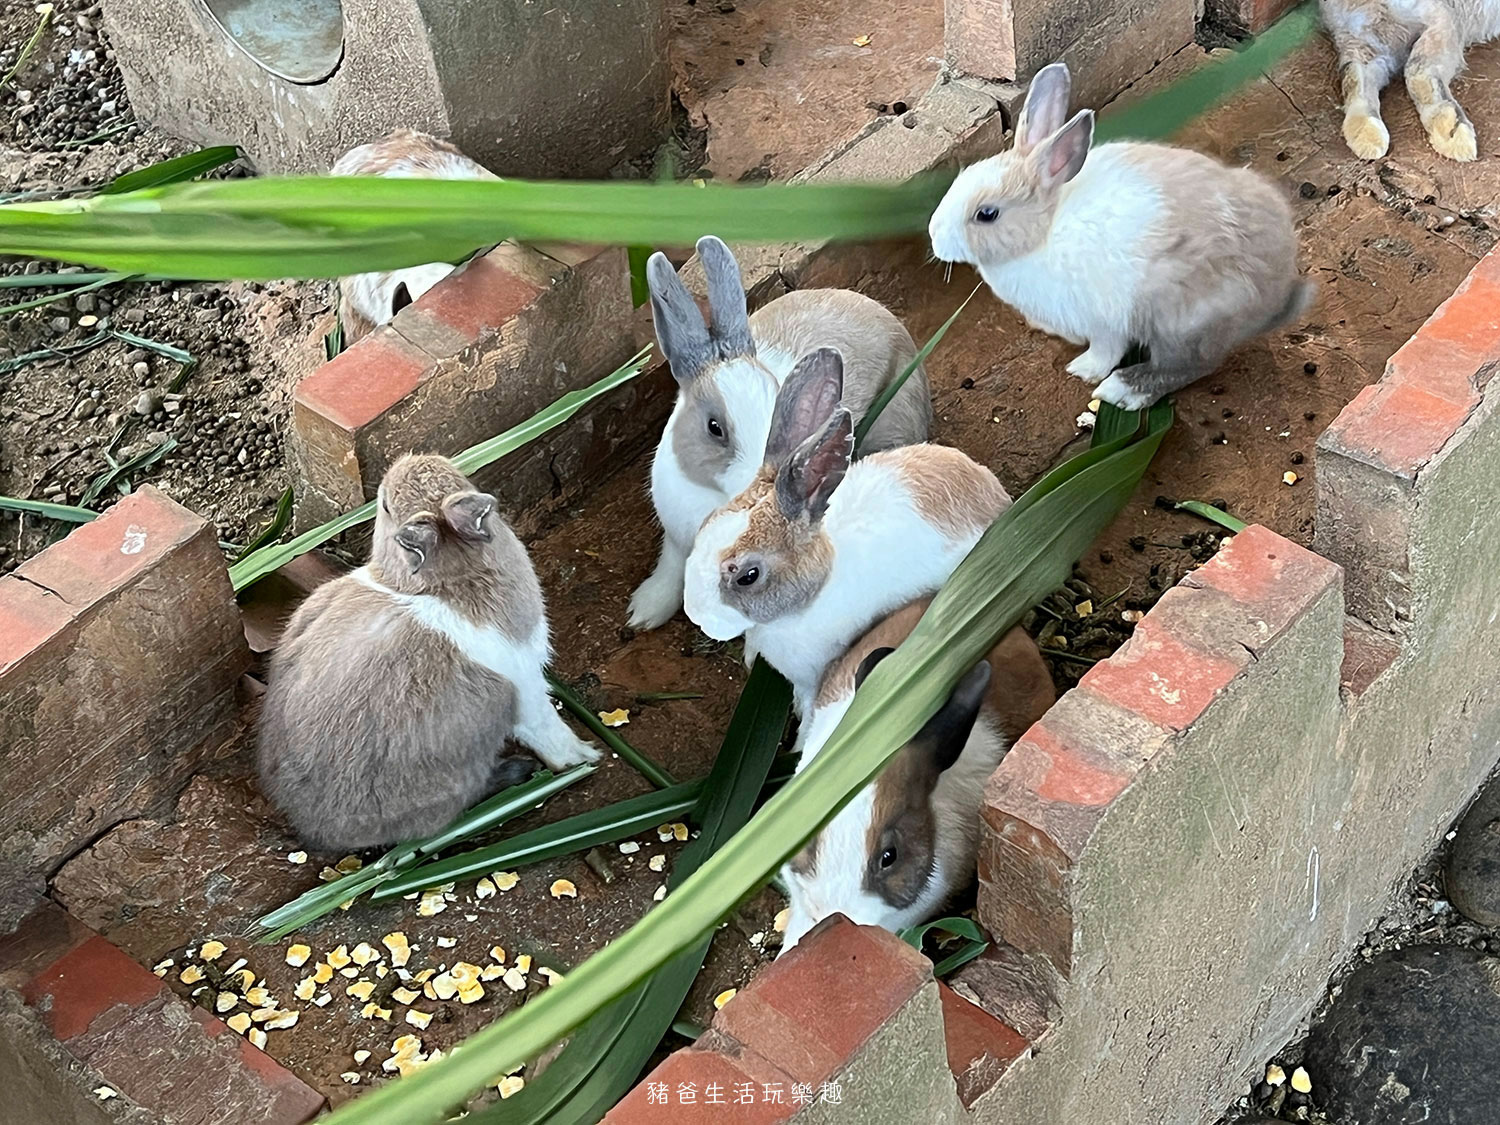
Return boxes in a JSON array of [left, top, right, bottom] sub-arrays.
[[1094, 372, 1159, 413], [1426, 106, 1477, 162], [627, 570, 682, 631], [1066, 346, 1121, 385], [537, 733, 602, 770], [1343, 114, 1390, 160]]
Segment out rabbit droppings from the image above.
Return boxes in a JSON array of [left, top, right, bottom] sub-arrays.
[[257, 454, 598, 851], [628, 236, 933, 632], [330, 129, 499, 343], [929, 62, 1315, 412]]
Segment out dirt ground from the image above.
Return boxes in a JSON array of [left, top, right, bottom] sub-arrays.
[[8, 0, 1500, 1111]]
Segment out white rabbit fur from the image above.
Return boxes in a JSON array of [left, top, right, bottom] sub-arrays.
[[928, 62, 1314, 411], [628, 236, 933, 631]]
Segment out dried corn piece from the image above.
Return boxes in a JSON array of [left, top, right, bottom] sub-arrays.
[[335, 855, 363, 874], [1075, 599, 1094, 617], [245, 986, 272, 1008], [714, 988, 737, 1010], [314, 993, 332, 1007], [1291, 1068, 1312, 1094], [1121, 609, 1144, 624], [436, 936, 457, 949], [431, 972, 459, 1001], [648, 855, 666, 873], [774, 907, 790, 933], [350, 942, 379, 966], [475, 876, 497, 899], [450, 962, 483, 987], [248, 1028, 268, 1050], [489, 945, 506, 964], [598, 708, 630, 727], [152, 957, 174, 976], [375, 963, 388, 979], [497, 1076, 525, 1099], [263, 1011, 299, 1031], [285, 944, 312, 968], [422, 981, 438, 1001], [492, 871, 519, 891], [656, 824, 674, 842], [381, 931, 412, 967], [293, 977, 317, 1001], [360, 1003, 393, 1021], [227, 957, 248, 974], [310, 961, 333, 984], [319, 867, 342, 883], [481, 965, 504, 981], [287, 851, 308, 864], [539, 967, 564, 986], [1283, 471, 1300, 486], [502, 967, 528, 992], [515, 954, 533, 973], [200, 940, 227, 962], [391, 986, 420, 1005], [226, 1012, 252, 1034], [327, 945, 352, 969], [550, 879, 577, 899], [354, 1050, 372, 1064], [412, 968, 436, 983], [347, 980, 376, 1002], [215, 992, 239, 1013], [417, 891, 447, 916], [618, 841, 640, 855], [180, 965, 205, 985], [340, 1073, 360, 1085], [250, 1007, 277, 1023], [406, 1008, 433, 1030], [339, 967, 359, 979], [458, 981, 485, 1004], [94, 1088, 118, 1101]]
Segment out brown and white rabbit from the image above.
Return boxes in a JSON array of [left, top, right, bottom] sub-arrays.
[[330, 129, 499, 343], [1323, 0, 1500, 161], [928, 62, 1315, 411], [779, 598, 1055, 952], [628, 236, 934, 631], [683, 348, 1010, 716], [257, 454, 597, 851]]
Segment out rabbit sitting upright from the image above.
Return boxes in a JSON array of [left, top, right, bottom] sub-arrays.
[[257, 454, 597, 852], [928, 62, 1315, 411]]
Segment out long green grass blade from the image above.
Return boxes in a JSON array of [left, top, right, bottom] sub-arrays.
[[228, 346, 652, 591], [0, 270, 122, 289], [78, 437, 176, 508], [233, 488, 293, 563], [1175, 500, 1248, 533], [0, 4, 53, 93], [104, 146, 239, 196], [0, 175, 953, 280], [545, 673, 675, 790], [320, 403, 1171, 1125], [853, 283, 981, 453], [0, 270, 131, 316], [627, 246, 651, 309], [0, 496, 98, 523]]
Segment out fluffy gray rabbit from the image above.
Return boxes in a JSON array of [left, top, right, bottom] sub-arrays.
[[929, 62, 1315, 411], [257, 454, 598, 851], [1323, 0, 1500, 161]]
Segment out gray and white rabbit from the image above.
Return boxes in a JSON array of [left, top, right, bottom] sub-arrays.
[[257, 454, 597, 851], [1322, 0, 1500, 161], [628, 236, 933, 631], [779, 598, 1055, 952], [330, 129, 499, 343], [928, 62, 1315, 411]]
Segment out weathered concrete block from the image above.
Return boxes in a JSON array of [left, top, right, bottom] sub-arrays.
[[0, 489, 249, 928], [1206, 0, 1302, 35], [0, 900, 324, 1123], [288, 243, 662, 532], [944, 0, 1196, 109], [103, 0, 669, 177]]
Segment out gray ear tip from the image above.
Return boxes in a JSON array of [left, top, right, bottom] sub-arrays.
[[646, 253, 677, 285], [697, 234, 730, 256]]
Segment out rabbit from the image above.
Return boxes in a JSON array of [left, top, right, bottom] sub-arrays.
[[928, 62, 1316, 412], [627, 235, 934, 631], [1322, 0, 1500, 162], [257, 453, 598, 851], [682, 347, 1010, 716], [779, 597, 1055, 952], [330, 129, 499, 344]]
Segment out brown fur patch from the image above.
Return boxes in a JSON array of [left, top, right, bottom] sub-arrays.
[[332, 129, 468, 176], [883, 445, 1009, 540], [788, 837, 819, 877], [864, 750, 938, 909]]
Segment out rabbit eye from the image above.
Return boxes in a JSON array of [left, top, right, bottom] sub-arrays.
[[879, 846, 898, 869], [707, 417, 725, 439], [973, 205, 1000, 223], [735, 565, 760, 587]]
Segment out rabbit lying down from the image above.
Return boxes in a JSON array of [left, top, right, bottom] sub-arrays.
[[929, 62, 1315, 412], [257, 454, 598, 852]]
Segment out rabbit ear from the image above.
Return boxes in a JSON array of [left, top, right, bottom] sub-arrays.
[[910, 660, 992, 778], [1034, 109, 1094, 189], [763, 348, 845, 466], [696, 236, 755, 358], [1016, 62, 1072, 155], [391, 281, 414, 317], [775, 407, 853, 523], [853, 646, 897, 691], [442, 490, 496, 542], [394, 519, 439, 572], [647, 251, 714, 386]]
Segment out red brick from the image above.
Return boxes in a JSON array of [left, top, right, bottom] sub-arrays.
[[293, 326, 432, 433], [976, 815, 1076, 971], [1340, 615, 1400, 696], [22, 935, 163, 1041], [1078, 615, 1246, 732], [395, 252, 549, 358], [1178, 525, 1342, 648], [1322, 381, 1474, 478], [605, 1047, 798, 1124], [1385, 258, 1500, 404], [0, 575, 74, 673], [16, 487, 203, 608], [939, 983, 1029, 1108], [711, 915, 931, 1088]]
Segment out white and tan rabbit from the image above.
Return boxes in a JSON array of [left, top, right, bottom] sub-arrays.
[[683, 349, 1009, 715], [330, 129, 499, 343], [1323, 0, 1500, 161], [257, 454, 597, 851], [627, 236, 934, 631], [779, 598, 1055, 952], [928, 62, 1315, 412]]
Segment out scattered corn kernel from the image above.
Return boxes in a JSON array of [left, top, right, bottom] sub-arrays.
[[245, 986, 272, 1008], [327, 945, 351, 969], [226, 1012, 252, 1034], [381, 932, 411, 967], [492, 871, 519, 891], [227, 957, 248, 973], [354, 1050, 371, 1064], [475, 877, 497, 899], [1291, 1067, 1312, 1094], [335, 855, 363, 874], [436, 936, 457, 949], [431, 973, 459, 1001], [451, 962, 482, 986], [311, 961, 334, 984], [152, 957, 174, 975], [180, 965, 205, 985], [287, 851, 308, 864], [1265, 1064, 1287, 1087], [285, 944, 312, 968], [656, 824, 673, 842], [502, 967, 528, 992], [412, 968, 436, 983], [458, 981, 485, 1004], [672, 823, 689, 842], [361, 1003, 392, 1021], [1088, 398, 1102, 412], [94, 1088, 118, 1101], [598, 708, 630, 727], [539, 967, 564, 986], [248, 1028, 268, 1049], [340, 1072, 360, 1085], [653, 885, 667, 902], [199, 940, 227, 962], [251, 1007, 277, 1023], [351, 942, 379, 966], [314, 992, 332, 1007], [714, 989, 737, 1010], [263, 1011, 299, 1031], [339, 967, 359, 979], [215, 992, 239, 1013], [406, 1008, 434, 1029], [417, 891, 447, 916], [1283, 471, 1299, 486], [618, 842, 640, 854], [1075, 599, 1094, 617], [489, 945, 506, 964], [391, 986, 420, 1005], [481, 964, 504, 981], [550, 879, 577, 899], [497, 1076, 525, 1099], [375, 964, 388, 979], [294, 978, 317, 1001], [422, 982, 438, 1001], [774, 908, 790, 933], [347, 980, 375, 1002], [648, 855, 666, 872], [319, 867, 342, 883], [516, 954, 532, 973], [852, 34, 871, 47]]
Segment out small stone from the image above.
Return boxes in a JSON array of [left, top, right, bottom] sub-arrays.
[[132, 361, 151, 378], [72, 400, 97, 420], [1299, 181, 1319, 199], [1445, 778, 1500, 926], [50, 316, 72, 334], [618, 842, 640, 854], [340, 1073, 361, 1085], [94, 1087, 118, 1101], [135, 389, 161, 415]]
